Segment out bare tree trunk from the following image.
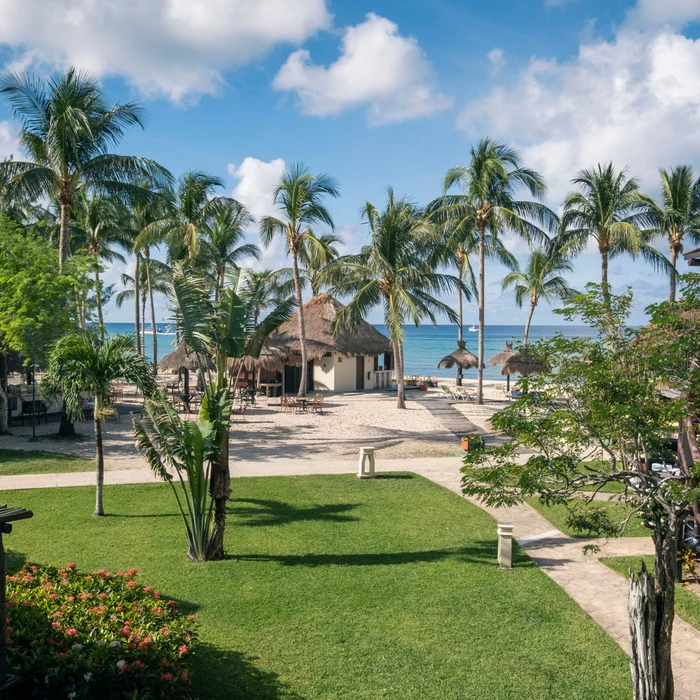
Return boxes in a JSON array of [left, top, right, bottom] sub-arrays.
[[290, 247, 308, 397], [134, 253, 141, 356], [141, 295, 147, 358], [59, 199, 70, 272], [669, 245, 679, 303], [456, 258, 464, 387], [207, 428, 230, 560], [394, 340, 406, 409], [94, 262, 105, 344], [524, 297, 537, 346], [94, 413, 105, 516], [146, 250, 157, 366], [0, 353, 8, 434], [477, 225, 485, 404]]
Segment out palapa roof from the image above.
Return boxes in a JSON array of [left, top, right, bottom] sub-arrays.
[[437, 345, 481, 370], [228, 346, 288, 373], [501, 348, 550, 377], [264, 294, 391, 361], [487, 341, 517, 366], [159, 342, 214, 373]]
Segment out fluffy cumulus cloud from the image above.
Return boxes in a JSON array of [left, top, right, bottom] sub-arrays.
[[0, 0, 331, 102], [628, 0, 700, 27], [273, 13, 452, 125], [228, 157, 286, 222], [460, 17, 700, 202]]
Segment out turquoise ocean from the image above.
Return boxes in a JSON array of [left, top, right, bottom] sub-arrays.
[[105, 322, 596, 381]]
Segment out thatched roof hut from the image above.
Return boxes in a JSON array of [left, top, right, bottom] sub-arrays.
[[265, 294, 391, 361], [502, 348, 550, 377], [228, 346, 288, 374], [437, 346, 481, 370], [159, 342, 213, 373], [487, 341, 516, 367]]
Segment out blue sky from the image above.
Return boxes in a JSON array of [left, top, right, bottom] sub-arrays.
[[1, 0, 699, 325]]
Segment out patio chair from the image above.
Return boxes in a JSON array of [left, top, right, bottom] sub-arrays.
[[454, 386, 476, 402], [310, 394, 324, 414], [280, 395, 294, 413], [231, 404, 248, 421]]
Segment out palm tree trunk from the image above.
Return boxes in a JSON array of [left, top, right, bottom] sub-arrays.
[[141, 295, 147, 358], [206, 430, 230, 560], [0, 353, 7, 434], [134, 253, 141, 356], [600, 246, 612, 320], [456, 257, 464, 387], [524, 298, 537, 346], [394, 339, 406, 409], [669, 245, 679, 302], [59, 199, 70, 272], [94, 262, 105, 344], [290, 246, 308, 397], [94, 410, 105, 516], [146, 250, 157, 366], [477, 225, 486, 404]]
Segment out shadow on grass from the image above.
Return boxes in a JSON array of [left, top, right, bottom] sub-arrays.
[[231, 499, 360, 527], [373, 473, 414, 480], [233, 542, 536, 569], [192, 644, 304, 699]]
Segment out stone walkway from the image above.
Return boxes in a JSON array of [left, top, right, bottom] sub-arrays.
[[413, 396, 481, 437], [2, 455, 700, 697]]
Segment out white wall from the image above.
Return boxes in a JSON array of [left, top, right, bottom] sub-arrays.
[[313, 356, 334, 391], [333, 354, 357, 392]]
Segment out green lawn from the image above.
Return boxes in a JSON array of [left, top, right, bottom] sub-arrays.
[[600, 555, 700, 632], [5, 474, 633, 699], [526, 497, 652, 537], [0, 448, 93, 475]]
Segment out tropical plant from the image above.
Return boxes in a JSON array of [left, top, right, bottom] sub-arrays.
[[0, 68, 171, 270], [560, 163, 666, 312], [640, 165, 700, 301], [260, 163, 340, 396], [42, 332, 154, 516], [239, 269, 294, 326], [428, 138, 555, 403], [326, 189, 459, 409], [299, 232, 342, 296], [502, 246, 576, 345]]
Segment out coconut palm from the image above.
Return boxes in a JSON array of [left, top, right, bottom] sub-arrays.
[[260, 163, 340, 397], [428, 138, 555, 403], [640, 166, 700, 301], [238, 269, 295, 326], [502, 247, 576, 345], [326, 189, 459, 409], [42, 332, 154, 516], [560, 164, 666, 312], [299, 232, 342, 296], [202, 202, 260, 300], [0, 68, 171, 271]]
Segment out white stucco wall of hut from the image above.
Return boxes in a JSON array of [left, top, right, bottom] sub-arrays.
[[333, 353, 357, 392], [313, 355, 335, 391]]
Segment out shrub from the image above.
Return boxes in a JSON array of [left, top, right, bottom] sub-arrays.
[[5, 563, 196, 699]]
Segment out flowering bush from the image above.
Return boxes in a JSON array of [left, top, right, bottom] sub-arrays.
[[5, 563, 197, 699]]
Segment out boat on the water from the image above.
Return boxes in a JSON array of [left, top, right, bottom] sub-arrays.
[[468, 325, 478, 332]]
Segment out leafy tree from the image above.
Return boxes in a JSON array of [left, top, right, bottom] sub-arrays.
[[640, 165, 700, 302], [461, 283, 700, 700], [42, 333, 154, 515], [0, 68, 171, 270], [502, 246, 576, 344], [428, 138, 555, 403], [326, 189, 458, 409], [260, 163, 340, 397]]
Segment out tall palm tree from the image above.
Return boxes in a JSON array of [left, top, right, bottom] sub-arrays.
[[42, 332, 154, 516], [326, 189, 458, 409], [640, 166, 700, 302], [0, 68, 171, 271], [237, 269, 294, 327], [560, 164, 665, 312], [502, 247, 576, 345], [202, 201, 260, 300], [299, 232, 342, 296], [260, 163, 340, 397], [429, 138, 555, 403]]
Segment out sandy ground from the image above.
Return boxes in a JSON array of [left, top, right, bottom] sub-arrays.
[[0, 379, 510, 469]]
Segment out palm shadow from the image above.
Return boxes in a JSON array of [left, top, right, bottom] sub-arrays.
[[231, 498, 360, 527]]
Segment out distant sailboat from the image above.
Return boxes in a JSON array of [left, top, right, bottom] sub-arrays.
[[468, 325, 478, 332]]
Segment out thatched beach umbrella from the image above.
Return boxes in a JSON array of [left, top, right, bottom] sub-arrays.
[[159, 342, 213, 394], [437, 342, 481, 385], [501, 348, 550, 383], [487, 341, 517, 391]]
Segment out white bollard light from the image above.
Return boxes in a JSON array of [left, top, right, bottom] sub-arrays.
[[497, 522, 514, 569], [357, 447, 376, 479]]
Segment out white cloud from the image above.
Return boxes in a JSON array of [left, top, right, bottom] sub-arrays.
[[273, 13, 452, 125], [228, 157, 286, 222], [487, 49, 505, 74], [627, 0, 700, 28], [0, 0, 331, 103], [459, 26, 700, 202], [0, 121, 18, 159]]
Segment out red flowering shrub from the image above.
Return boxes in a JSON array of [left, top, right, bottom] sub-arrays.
[[5, 563, 197, 699]]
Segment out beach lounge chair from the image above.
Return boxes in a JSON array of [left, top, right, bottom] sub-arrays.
[[439, 385, 454, 398], [454, 386, 476, 402]]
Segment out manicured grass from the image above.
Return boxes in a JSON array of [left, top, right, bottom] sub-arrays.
[[5, 475, 633, 699], [526, 497, 652, 538], [600, 555, 700, 631], [0, 449, 93, 475]]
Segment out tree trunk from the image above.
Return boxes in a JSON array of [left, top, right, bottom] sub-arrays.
[[477, 225, 485, 404], [456, 258, 464, 387], [669, 245, 679, 303], [141, 295, 147, 358], [59, 200, 70, 272], [146, 250, 157, 366], [394, 340, 406, 409], [206, 428, 230, 560], [94, 262, 105, 344], [628, 516, 678, 700], [134, 253, 141, 356], [94, 413, 105, 516], [0, 352, 7, 434], [290, 246, 308, 397], [524, 297, 537, 346]]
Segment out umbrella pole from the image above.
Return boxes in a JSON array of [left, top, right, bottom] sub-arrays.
[[506, 374, 510, 392]]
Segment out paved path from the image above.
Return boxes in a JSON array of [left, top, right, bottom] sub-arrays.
[[2, 455, 700, 697], [413, 396, 481, 437]]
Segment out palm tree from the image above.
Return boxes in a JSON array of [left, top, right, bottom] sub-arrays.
[[0, 68, 171, 271], [260, 164, 340, 397], [502, 247, 576, 345], [429, 138, 555, 403], [560, 164, 665, 312], [326, 189, 458, 409], [202, 201, 260, 300], [42, 332, 154, 515], [641, 166, 700, 301], [299, 232, 342, 296]]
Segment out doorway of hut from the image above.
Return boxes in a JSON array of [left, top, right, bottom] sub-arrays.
[[355, 356, 365, 391], [284, 361, 314, 395]]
